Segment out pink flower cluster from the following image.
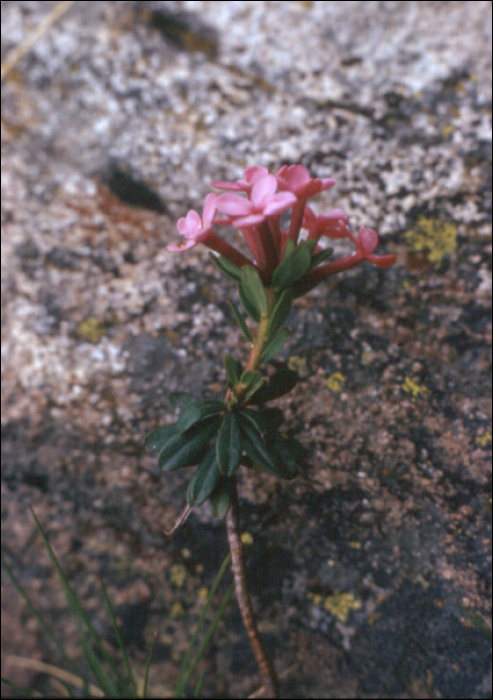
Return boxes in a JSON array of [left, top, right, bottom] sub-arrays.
[[167, 165, 395, 288]]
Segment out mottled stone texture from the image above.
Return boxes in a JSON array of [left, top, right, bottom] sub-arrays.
[[1, 1, 491, 698]]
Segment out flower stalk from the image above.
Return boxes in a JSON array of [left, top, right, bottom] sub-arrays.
[[226, 482, 279, 699]]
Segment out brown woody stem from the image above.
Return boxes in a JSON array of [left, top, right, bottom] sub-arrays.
[[226, 481, 279, 699]]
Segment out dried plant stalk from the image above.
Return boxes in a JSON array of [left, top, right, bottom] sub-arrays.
[[226, 483, 279, 699]]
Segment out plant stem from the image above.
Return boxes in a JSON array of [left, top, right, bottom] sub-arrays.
[[226, 482, 279, 699]]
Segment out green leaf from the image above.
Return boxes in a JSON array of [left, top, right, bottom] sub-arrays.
[[267, 289, 293, 340], [273, 243, 312, 289], [238, 266, 268, 322], [239, 370, 264, 402], [223, 354, 242, 386], [268, 434, 301, 479], [144, 424, 178, 453], [210, 480, 232, 517], [255, 406, 284, 432], [250, 368, 298, 403], [238, 412, 277, 474], [216, 412, 241, 475], [283, 238, 296, 259], [158, 417, 221, 471], [187, 447, 222, 505], [168, 392, 197, 411], [305, 238, 318, 254], [238, 407, 265, 434], [209, 253, 242, 281], [260, 327, 290, 364], [310, 246, 334, 268], [227, 300, 253, 342], [176, 401, 224, 433]]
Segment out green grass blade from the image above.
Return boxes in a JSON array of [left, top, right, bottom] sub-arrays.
[[79, 633, 120, 698], [1, 553, 78, 677], [142, 631, 157, 698], [174, 552, 232, 698], [29, 508, 129, 694], [100, 577, 137, 696], [181, 582, 235, 693], [193, 667, 206, 698]]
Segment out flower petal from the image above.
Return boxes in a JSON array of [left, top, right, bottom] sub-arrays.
[[367, 253, 396, 268], [211, 180, 243, 191], [263, 191, 297, 216], [250, 175, 277, 207], [232, 213, 266, 228], [177, 210, 201, 237], [167, 238, 197, 252], [243, 166, 269, 183], [358, 227, 379, 255], [217, 193, 252, 216], [202, 193, 218, 222]]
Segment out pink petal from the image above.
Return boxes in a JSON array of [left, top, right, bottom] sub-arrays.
[[320, 208, 348, 225], [358, 227, 379, 254], [202, 193, 218, 222], [250, 175, 277, 207], [320, 178, 336, 191], [243, 166, 269, 183], [167, 238, 197, 252], [368, 254, 396, 268], [287, 165, 310, 188], [216, 193, 252, 216], [233, 213, 266, 228], [263, 191, 297, 216], [177, 209, 201, 236], [211, 180, 243, 191]]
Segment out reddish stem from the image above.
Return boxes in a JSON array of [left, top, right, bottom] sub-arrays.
[[288, 198, 306, 244], [258, 219, 279, 279], [226, 483, 279, 699], [302, 251, 364, 286], [205, 232, 253, 268]]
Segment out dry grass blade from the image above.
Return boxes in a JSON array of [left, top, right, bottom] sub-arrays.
[[1, 0, 76, 82], [5, 655, 104, 697]]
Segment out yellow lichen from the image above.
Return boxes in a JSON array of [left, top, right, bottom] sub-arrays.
[[405, 216, 457, 265], [75, 317, 105, 343], [441, 124, 455, 138], [476, 431, 492, 448], [402, 376, 429, 398], [326, 372, 345, 393], [288, 355, 308, 376], [170, 564, 187, 587], [307, 592, 323, 607], [323, 592, 362, 623], [198, 587, 209, 600], [308, 590, 362, 623], [170, 601, 184, 618]]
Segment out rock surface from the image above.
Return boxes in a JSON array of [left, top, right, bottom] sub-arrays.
[[1, 1, 491, 698]]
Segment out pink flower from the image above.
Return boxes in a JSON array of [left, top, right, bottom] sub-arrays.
[[300, 226, 396, 291], [303, 206, 350, 241], [216, 175, 296, 228], [167, 193, 217, 252], [277, 164, 335, 199], [212, 166, 269, 192], [351, 227, 396, 268], [167, 192, 254, 269]]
